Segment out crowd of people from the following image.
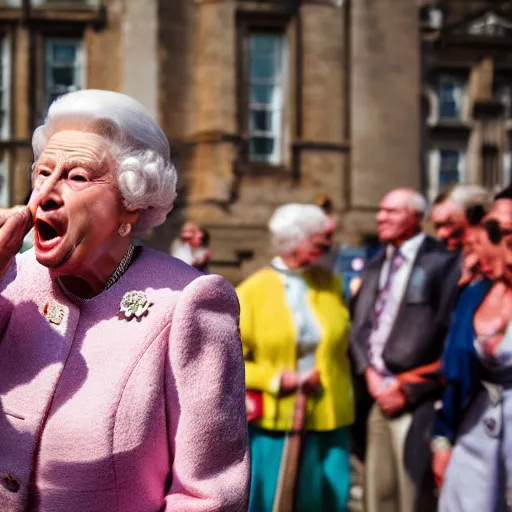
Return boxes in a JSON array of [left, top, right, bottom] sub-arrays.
[[0, 87, 511, 512], [238, 183, 512, 511]]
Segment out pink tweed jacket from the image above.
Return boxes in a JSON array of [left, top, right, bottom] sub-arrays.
[[0, 248, 249, 511]]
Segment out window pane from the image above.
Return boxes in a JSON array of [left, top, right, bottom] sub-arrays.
[[439, 150, 461, 186], [251, 84, 274, 104], [439, 170, 460, 187], [52, 43, 77, 64], [439, 100, 458, 118], [45, 39, 83, 110], [250, 109, 273, 132], [51, 67, 75, 87], [250, 35, 277, 56], [438, 78, 463, 119], [250, 56, 275, 81], [250, 137, 274, 159], [0, 152, 8, 209]]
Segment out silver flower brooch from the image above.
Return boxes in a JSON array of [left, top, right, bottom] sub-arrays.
[[119, 291, 152, 320]]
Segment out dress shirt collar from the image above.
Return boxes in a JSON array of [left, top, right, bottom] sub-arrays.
[[385, 232, 426, 262], [271, 256, 306, 275]]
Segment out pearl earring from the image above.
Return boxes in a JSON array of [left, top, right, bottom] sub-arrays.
[[118, 223, 131, 237]]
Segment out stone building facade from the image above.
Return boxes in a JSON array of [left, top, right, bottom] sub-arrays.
[[2, 0, 512, 283]]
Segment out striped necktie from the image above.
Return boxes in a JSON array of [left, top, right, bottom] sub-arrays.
[[373, 249, 405, 329]]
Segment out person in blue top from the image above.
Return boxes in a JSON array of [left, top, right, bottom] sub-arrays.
[[432, 186, 512, 511]]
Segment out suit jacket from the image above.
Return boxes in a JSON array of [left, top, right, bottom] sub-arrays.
[[351, 235, 459, 406], [350, 235, 459, 501], [0, 249, 249, 512]]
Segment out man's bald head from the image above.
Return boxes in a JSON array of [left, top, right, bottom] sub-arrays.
[[376, 188, 426, 245]]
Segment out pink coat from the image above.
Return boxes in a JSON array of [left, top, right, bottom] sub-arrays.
[[0, 248, 249, 511]]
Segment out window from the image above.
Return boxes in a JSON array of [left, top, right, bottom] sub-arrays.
[[45, 38, 85, 111], [438, 76, 465, 120], [427, 149, 465, 201], [0, 152, 9, 208], [0, 35, 11, 141], [439, 150, 464, 187], [247, 32, 287, 166], [504, 152, 511, 186]]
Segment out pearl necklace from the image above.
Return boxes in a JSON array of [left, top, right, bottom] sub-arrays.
[[58, 244, 136, 302]]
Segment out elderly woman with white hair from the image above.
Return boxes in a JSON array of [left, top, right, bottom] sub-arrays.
[[0, 90, 249, 511], [237, 203, 354, 511]]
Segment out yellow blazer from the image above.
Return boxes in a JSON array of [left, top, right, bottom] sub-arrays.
[[237, 266, 354, 432]]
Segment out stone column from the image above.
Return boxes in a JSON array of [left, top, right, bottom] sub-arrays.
[[121, 0, 158, 117], [298, 2, 347, 210], [86, 0, 123, 93], [186, 0, 237, 213], [466, 58, 494, 185], [351, 0, 421, 208]]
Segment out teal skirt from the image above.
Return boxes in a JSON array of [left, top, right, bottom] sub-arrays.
[[249, 425, 351, 512]]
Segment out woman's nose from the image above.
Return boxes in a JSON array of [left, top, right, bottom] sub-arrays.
[[39, 195, 63, 212], [36, 166, 65, 208]]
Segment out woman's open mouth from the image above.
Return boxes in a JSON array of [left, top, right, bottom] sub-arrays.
[[35, 218, 65, 251]]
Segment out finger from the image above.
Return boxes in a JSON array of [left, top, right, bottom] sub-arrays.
[[0, 205, 26, 227], [27, 189, 40, 217], [0, 210, 31, 253], [15, 206, 33, 235]]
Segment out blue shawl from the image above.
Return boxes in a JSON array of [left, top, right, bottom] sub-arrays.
[[434, 279, 492, 442]]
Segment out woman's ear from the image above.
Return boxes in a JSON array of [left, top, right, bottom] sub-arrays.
[[124, 209, 141, 226]]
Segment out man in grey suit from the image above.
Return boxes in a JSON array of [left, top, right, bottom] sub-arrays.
[[351, 188, 459, 512]]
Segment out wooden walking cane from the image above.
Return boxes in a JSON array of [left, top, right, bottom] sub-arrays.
[[271, 387, 308, 512]]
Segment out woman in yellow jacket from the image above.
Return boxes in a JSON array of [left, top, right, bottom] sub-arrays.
[[237, 203, 354, 512]]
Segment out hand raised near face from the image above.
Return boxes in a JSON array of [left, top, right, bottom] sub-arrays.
[[0, 206, 33, 273]]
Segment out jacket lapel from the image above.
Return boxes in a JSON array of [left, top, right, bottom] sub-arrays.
[[350, 253, 384, 369], [356, 253, 384, 323], [383, 236, 432, 351]]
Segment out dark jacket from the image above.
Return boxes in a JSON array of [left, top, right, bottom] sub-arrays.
[[350, 235, 460, 504]]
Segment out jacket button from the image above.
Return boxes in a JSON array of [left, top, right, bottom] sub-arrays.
[[2, 474, 20, 493]]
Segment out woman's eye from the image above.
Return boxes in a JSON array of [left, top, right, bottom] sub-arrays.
[[70, 174, 88, 182], [39, 169, 50, 177]]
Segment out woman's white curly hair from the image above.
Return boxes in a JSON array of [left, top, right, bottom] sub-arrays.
[[32, 89, 177, 232], [269, 203, 330, 256]]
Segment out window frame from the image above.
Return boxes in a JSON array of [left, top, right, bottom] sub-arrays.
[[247, 31, 287, 166], [236, 13, 290, 175], [44, 37, 86, 113]]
